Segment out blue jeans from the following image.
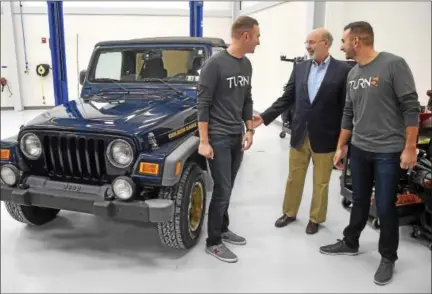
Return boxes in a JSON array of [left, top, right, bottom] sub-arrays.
[[343, 144, 402, 262], [206, 134, 244, 246]]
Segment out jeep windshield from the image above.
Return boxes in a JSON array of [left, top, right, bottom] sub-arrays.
[[87, 46, 206, 86]]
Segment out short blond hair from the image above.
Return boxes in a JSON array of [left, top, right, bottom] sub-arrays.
[[231, 16, 259, 38]]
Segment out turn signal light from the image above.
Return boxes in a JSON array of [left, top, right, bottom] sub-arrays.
[[1, 149, 10, 160], [139, 162, 159, 175], [175, 161, 182, 176]]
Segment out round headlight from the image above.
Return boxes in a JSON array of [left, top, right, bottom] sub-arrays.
[[107, 139, 133, 168], [20, 133, 42, 159], [112, 177, 135, 200], [0, 165, 19, 186]]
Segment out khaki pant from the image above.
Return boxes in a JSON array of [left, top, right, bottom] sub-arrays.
[[282, 135, 335, 224]]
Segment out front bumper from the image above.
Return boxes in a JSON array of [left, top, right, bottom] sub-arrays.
[[0, 176, 174, 223]]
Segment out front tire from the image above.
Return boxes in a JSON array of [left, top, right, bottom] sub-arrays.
[[4, 202, 60, 225], [157, 162, 207, 249]]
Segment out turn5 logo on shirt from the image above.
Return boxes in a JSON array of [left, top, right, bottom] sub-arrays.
[[348, 76, 379, 91], [226, 75, 250, 89]]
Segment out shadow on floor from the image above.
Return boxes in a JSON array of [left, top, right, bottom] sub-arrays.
[[13, 211, 193, 267]]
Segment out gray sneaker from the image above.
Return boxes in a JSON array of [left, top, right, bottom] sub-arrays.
[[221, 230, 247, 245], [374, 258, 395, 285], [319, 239, 359, 256], [205, 243, 238, 263]]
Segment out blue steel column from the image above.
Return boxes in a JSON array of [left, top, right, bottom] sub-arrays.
[[47, 1, 69, 106], [189, 1, 203, 37]]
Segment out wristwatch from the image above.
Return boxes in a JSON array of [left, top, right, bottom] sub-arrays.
[[246, 128, 255, 135]]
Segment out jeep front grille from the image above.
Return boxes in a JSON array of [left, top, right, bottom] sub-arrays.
[[42, 134, 107, 182]]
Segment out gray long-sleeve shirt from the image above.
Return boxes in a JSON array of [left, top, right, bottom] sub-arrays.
[[197, 50, 253, 136], [341, 52, 421, 153]]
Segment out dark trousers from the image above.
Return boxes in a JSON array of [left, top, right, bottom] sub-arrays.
[[206, 134, 244, 247], [343, 144, 402, 262]]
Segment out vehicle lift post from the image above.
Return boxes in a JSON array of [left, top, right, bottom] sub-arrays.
[[189, 1, 203, 37], [47, 1, 69, 106]]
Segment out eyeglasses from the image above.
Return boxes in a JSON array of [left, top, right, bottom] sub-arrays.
[[304, 40, 326, 45]]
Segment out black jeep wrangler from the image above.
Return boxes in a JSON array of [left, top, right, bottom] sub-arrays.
[[0, 37, 227, 249]]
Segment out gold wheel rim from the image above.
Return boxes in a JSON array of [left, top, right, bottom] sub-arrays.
[[189, 181, 204, 232]]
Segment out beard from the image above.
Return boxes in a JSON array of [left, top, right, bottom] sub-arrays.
[[343, 49, 355, 60], [308, 50, 316, 58]]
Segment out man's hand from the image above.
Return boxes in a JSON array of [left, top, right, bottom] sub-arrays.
[[252, 114, 264, 128], [198, 142, 214, 159], [400, 146, 417, 169], [333, 145, 348, 170], [242, 131, 253, 151]]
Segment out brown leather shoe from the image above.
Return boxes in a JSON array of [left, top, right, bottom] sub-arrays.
[[275, 215, 296, 228], [306, 221, 319, 234]]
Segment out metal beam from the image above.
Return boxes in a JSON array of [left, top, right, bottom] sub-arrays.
[[47, 1, 69, 106], [232, 1, 241, 22], [312, 1, 326, 29], [2, 1, 24, 111], [8, 4, 230, 18], [189, 1, 203, 37]]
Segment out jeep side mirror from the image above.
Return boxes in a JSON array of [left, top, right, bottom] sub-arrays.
[[79, 70, 87, 85]]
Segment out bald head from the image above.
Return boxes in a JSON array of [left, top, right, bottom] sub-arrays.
[[316, 28, 333, 46], [305, 27, 333, 62]]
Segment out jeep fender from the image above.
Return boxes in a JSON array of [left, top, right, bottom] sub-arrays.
[[161, 135, 206, 186]]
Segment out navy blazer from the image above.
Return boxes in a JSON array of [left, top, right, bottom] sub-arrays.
[[261, 56, 352, 153]]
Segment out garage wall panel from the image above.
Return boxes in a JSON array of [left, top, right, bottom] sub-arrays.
[[5, 9, 231, 109], [243, 2, 311, 116], [325, 1, 431, 105]]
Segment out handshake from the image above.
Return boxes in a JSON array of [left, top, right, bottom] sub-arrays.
[[252, 114, 264, 128]]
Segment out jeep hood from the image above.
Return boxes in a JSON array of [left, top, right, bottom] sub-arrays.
[[23, 98, 196, 137]]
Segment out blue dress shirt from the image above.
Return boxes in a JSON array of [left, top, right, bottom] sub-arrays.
[[307, 55, 331, 103]]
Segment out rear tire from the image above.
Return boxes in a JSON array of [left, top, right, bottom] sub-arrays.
[[4, 202, 60, 225], [157, 162, 207, 249]]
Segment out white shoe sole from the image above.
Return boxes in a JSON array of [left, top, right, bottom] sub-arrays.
[[223, 239, 247, 245], [319, 249, 359, 256], [374, 276, 392, 286]]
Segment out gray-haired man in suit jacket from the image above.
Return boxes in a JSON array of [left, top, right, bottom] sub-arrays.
[[253, 28, 352, 234]]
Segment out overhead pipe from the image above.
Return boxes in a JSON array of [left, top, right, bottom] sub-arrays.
[[18, 1, 29, 73]]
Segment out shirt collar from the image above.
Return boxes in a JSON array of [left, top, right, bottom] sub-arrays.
[[312, 55, 331, 66]]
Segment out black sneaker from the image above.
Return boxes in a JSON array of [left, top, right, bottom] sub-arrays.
[[319, 239, 359, 256], [374, 258, 395, 285]]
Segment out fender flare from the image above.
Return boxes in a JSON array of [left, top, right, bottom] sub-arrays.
[[161, 135, 201, 187]]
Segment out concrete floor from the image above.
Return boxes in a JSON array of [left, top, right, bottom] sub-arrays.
[[1, 109, 431, 293]]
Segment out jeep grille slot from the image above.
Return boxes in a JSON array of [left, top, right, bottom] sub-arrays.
[[43, 135, 106, 183]]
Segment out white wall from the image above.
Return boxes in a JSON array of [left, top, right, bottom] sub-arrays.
[[0, 15, 15, 109], [241, 0, 431, 118], [325, 1, 431, 105], [1, 1, 233, 109], [241, 2, 312, 117]]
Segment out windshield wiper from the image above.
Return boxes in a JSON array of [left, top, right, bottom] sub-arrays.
[[141, 78, 190, 98], [94, 78, 130, 93], [84, 94, 123, 103]]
